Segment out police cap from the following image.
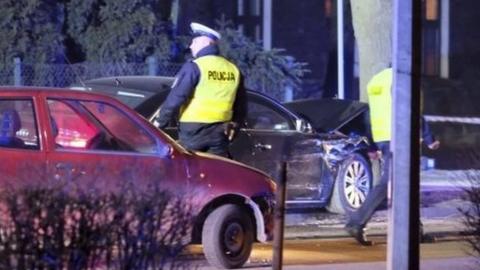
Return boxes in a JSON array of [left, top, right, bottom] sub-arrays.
[[190, 22, 221, 41]]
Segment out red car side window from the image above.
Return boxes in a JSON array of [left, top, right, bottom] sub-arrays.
[[81, 101, 157, 154], [0, 99, 39, 149], [47, 100, 98, 149]]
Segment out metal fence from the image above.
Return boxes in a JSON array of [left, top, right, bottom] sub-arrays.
[[0, 57, 319, 102], [0, 57, 182, 88]]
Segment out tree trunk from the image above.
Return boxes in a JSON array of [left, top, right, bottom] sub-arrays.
[[350, 0, 392, 102]]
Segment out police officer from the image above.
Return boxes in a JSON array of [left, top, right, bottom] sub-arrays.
[[156, 22, 246, 157], [345, 68, 440, 245]]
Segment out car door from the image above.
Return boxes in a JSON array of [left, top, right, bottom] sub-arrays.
[[0, 97, 46, 187], [44, 97, 186, 195], [228, 95, 314, 201], [230, 93, 332, 204], [230, 96, 293, 179]]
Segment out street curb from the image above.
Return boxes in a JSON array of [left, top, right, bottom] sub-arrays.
[[284, 219, 467, 240]]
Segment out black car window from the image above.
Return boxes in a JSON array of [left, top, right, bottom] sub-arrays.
[[0, 99, 39, 150], [246, 102, 293, 130]]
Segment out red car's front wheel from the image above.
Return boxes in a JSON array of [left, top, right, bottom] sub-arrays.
[[202, 204, 254, 269]]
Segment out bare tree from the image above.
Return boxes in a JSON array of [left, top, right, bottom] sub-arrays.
[[350, 0, 392, 101], [459, 171, 480, 265]]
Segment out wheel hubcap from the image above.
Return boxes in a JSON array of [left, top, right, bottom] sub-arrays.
[[344, 160, 370, 208], [223, 222, 244, 254]]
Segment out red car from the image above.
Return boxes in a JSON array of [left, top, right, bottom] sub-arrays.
[[0, 87, 276, 269]]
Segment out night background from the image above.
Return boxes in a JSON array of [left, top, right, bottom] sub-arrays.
[[1, 1, 480, 269]]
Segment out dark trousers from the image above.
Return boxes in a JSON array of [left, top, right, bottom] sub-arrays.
[[178, 122, 229, 157], [348, 141, 391, 226]]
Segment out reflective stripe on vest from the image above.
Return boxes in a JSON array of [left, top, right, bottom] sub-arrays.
[[180, 55, 240, 123], [367, 68, 392, 142]]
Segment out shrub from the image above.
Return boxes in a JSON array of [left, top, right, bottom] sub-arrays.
[[216, 18, 309, 101], [0, 182, 195, 269], [459, 170, 480, 265]]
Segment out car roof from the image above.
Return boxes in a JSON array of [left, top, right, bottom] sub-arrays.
[[79, 76, 175, 94], [0, 86, 128, 104], [0, 85, 102, 96], [72, 76, 173, 109]]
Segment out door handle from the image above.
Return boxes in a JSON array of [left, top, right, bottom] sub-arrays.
[[254, 143, 272, 150], [54, 162, 86, 181], [55, 162, 72, 171]]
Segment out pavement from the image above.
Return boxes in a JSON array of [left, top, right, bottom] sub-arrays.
[[284, 169, 478, 240], [246, 257, 478, 270], [420, 169, 480, 191], [283, 198, 467, 240]]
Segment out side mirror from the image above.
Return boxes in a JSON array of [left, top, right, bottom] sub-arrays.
[[295, 119, 313, 133]]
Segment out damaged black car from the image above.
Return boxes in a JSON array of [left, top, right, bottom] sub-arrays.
[[73, 76, 374, 217]]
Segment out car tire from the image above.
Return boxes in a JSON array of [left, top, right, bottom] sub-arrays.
[[327, 153, 373, 215], [202, 204, 254, 269]]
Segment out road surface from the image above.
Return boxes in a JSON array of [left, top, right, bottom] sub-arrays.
[[185, 170, 478, 269], [185, 237, 475, 269]]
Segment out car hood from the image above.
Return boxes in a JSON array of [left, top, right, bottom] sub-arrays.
[[193, 151, 273, 179], [283, 98, 368, 133]]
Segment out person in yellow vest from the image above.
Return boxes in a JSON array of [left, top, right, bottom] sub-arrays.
[[345, 68, 440, 246], [156, 22, 246, 157], [344, 68, 393, 246]]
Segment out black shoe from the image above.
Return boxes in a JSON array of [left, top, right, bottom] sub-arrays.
[[345, 223, 373, 246]]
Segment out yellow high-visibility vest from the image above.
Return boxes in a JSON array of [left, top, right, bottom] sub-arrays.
[[367, 68, 392, 142], [180, 55, 240, 123]]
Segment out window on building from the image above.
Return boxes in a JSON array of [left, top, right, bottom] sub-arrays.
[[237, 0, 262, 42], [422, 0, 441, 76], [426, 0, 439, 21], [325, 0, 333, 18]]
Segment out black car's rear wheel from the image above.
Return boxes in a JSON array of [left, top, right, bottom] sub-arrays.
[[327, 153, 373, 215], [202, 204, 254, 269]]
